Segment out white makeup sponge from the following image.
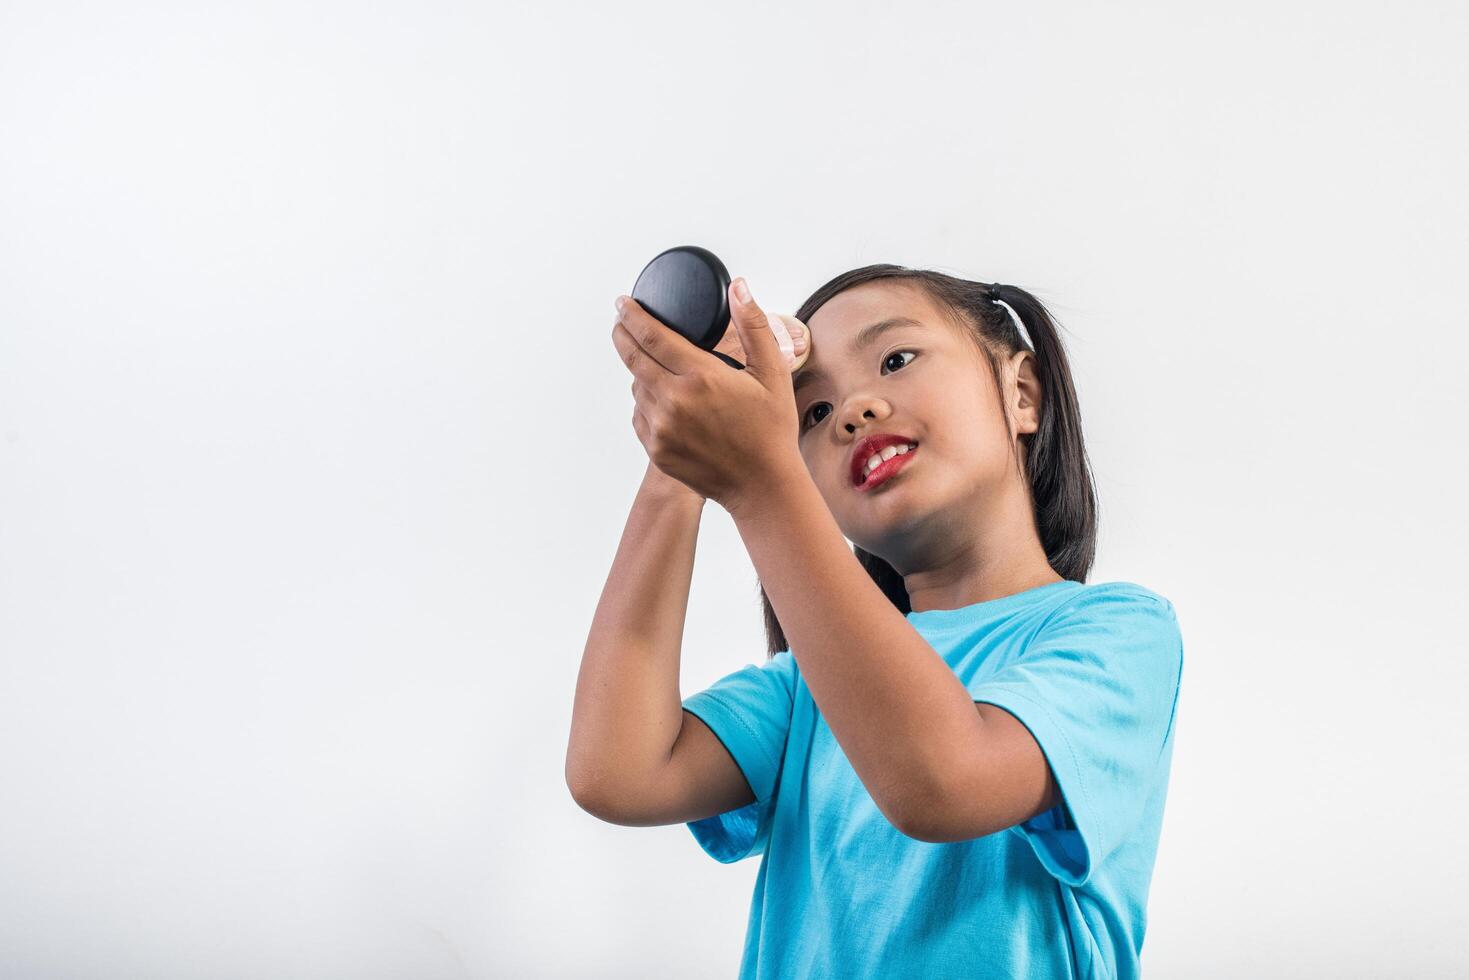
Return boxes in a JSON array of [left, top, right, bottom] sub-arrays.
[[767, 312, 812, 373]]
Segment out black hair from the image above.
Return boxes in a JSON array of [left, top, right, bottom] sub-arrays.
[[758, 264, 1098, 658]]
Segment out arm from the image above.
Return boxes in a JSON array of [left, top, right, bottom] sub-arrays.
[[564, 463, 719, 819], [926, 702, 1060, 842], [726, 468, 1056, 841]]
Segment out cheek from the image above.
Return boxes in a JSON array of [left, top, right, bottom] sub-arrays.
[[799, 449, 838, 494], [924, 430, 1013, 488]]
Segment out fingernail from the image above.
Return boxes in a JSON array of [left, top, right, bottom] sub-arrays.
[[733, 278, 752, 305], [767, 312, 794, 360], [614, 295, 627, 313], [791, 321, 808, 353]]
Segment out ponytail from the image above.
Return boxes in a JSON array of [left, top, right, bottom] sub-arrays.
[[757, 265, 1098, 658], [988, 282, 1099, 588]]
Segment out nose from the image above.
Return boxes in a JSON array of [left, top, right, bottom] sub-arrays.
[[838, 396, 891, 438]]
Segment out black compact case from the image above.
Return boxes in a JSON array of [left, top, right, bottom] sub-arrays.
[[630, 245, 745, 370]]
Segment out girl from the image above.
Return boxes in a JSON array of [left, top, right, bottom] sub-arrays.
[[568, 264, 1184, 980]]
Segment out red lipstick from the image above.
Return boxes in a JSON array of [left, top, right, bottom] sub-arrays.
[[850, 433, 919, 490]]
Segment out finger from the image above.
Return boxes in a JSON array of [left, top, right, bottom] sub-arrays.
[[614, 295, 705, 375], [632, 403, 649, 445], [631, 376, 658, 406], [612, 319, 669, 388], [727, 277, 785, 381]]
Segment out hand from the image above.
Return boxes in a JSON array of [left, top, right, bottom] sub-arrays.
[[612, 277, 806, 515], [713, 309, 810, 373]]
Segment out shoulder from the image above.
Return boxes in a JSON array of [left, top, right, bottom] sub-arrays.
[[1034, 580, 1183, 666], [757, 648, 802, 689], [1044, 580, 1177, 622], [1080, 579, 1174, 607]]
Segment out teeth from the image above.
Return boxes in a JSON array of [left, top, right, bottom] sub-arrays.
[[862, 442, 915, 478]]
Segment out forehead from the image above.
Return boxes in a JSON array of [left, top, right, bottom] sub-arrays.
[[806, 280, 952, 337], [794, 282, 960, 391]]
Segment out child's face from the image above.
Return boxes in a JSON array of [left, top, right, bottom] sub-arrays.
[[794, 281, 1039, 571]]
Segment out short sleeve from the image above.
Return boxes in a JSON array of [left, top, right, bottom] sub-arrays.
[[679, 649, 798, 864], [967, 584, 1184, 886]]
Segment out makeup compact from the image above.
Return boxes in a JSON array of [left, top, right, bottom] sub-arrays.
[[630, 245, 745, 370], [629, 245, 809, 372]]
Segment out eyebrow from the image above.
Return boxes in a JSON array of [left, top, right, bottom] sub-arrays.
[[793, 316, 926, 394]]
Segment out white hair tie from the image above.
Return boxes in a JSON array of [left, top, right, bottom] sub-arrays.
[[992, 296, 1033, 351]]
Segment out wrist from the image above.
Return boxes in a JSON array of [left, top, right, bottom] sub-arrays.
[[725, 453, 809, 523], [641, 463, 706, 505]]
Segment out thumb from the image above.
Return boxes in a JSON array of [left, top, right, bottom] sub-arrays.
[[728, 277, 786, 381]]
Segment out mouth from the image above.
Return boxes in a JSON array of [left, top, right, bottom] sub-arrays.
[[850, 435, 919, 491]]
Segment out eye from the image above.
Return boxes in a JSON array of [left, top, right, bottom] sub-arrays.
[[884, 350, 916, 373], [800, 350, 917, 431]]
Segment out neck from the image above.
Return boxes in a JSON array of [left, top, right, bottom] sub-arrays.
[[895, 481, 1061, 613]]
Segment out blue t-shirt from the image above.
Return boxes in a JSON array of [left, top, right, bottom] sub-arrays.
[[679, 579, 1184, 980]]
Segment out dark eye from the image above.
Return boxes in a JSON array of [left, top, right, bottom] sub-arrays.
[[884, 351, 916, 373], [800, 351, 917, 431]]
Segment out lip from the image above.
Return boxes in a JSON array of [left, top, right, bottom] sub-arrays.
[[850, 433, 919, 489], [854, 445, 918, 491]]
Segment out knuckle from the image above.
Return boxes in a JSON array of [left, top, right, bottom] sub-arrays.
[[635, 323, 661, 352]]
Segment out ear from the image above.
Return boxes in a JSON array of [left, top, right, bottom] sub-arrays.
[[1010, 350, 1042, 436]]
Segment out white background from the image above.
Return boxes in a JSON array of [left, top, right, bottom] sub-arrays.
[[2, 1, 1466, 977]]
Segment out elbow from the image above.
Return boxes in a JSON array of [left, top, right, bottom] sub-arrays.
[[567, 775, 653, 827], [566, 765, 617, 822], [885, 781, 954, 844], [893, 809, 949, 844], [566, 774, 595, 815], [568, 778, 626, 825], [894, 805, 972, 844], [565, 754, 620, 822], [894, 817, 936, 843], [893, 788, 1009, 845], [888, 770, 988, 844]]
